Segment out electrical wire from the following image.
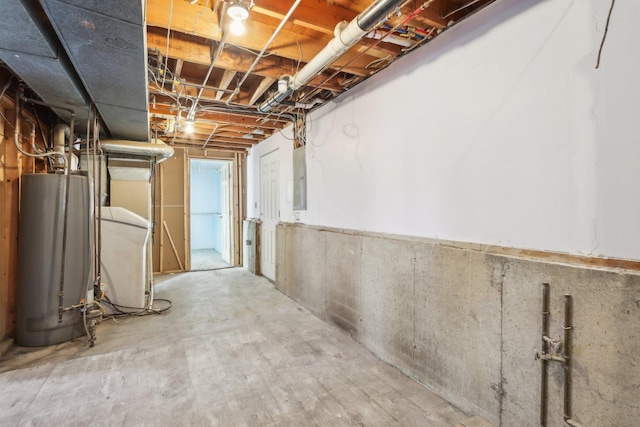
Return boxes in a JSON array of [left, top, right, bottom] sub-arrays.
[[191, 0, 211, 35], [595, 0, 615, 69], [0, 108, 13, 129], [0, 77, 12, 102], [100, 294, 173, 317], [295, 41, 303, 75], [161, 0, 174, 89], [443, 0, 483, 19], [365, 55, 393, 70], [0, 80, 14, 130], [32, 108, 50, 151]]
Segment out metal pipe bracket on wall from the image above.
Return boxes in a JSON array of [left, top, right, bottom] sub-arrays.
[[536, 283, 584, 427]]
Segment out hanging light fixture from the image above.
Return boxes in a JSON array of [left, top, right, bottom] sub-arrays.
[[227, 0, 252, 36], [184, 119, 195, 134]]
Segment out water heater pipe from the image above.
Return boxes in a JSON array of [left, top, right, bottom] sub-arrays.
[[12, 101, 67, 167], [258, 0, 406, 112]]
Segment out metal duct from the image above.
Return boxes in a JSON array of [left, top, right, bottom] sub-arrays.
[[259, 0, 405, 113], [357, 0, 402, 30], [101, 139, 174, 163], [0, 0, 89, 132], [39, 0, 149, 141]]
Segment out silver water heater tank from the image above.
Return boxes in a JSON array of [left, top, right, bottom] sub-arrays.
[[16, 173, 91, 346]]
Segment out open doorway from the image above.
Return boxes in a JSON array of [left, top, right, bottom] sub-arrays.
[[189, 158, 233, 271]]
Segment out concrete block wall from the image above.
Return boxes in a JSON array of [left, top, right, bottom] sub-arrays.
[[275, 223, 640, 426]]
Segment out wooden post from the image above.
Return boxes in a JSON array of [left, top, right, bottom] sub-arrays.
[[0, 106, 7, 341], [183, 150, 190, 271], [1, 105, 22, 339]]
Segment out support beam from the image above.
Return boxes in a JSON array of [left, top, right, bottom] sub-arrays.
[[146, 27, 372, 77], [149, 104, 289, 129], [147, 28, 360, 85], [249, 77, 276, 106], [147, 0, 222, 40], [216, 70, 237, 101], [252, 0, 357, 36]]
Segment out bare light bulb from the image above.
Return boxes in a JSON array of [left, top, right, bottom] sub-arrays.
[[229, 19, 245, 36], [184, 120, 195, 134]]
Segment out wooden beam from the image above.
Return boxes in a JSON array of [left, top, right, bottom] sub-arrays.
[[150, 104, 290, 128], [249, 77, 276, 106], [151, 116, 273, 136], [216, 70, 236, 101], [147, 25, 373, 77], [0, 106, 23, 340], [172, 59, 184, 92], [147, 0, 222, 40], [252, 0, 356, 36], [163, 221, 184, 270], [147, 28, 356, 86], [172, 140, 253, 149], [172, 140, 249, 152]]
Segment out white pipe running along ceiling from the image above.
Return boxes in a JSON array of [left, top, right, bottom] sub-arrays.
[[259, 0, 406, 112]]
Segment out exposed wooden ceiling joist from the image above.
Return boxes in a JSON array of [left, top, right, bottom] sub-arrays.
[[144, 0, 497, 149]]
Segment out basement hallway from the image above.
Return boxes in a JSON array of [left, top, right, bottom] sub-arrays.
[[0, 269, 474, 426]]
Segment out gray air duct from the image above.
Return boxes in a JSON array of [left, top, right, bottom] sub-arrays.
[[101, 139, 174, 163], [259, 0, 405, 113]]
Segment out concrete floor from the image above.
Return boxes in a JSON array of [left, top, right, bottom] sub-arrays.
[[191, 248, 231, 271], [0, 269, 470, 426]]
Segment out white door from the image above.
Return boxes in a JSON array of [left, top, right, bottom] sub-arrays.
[[220, 161, 232, 264], [260, 150, 279, 281]]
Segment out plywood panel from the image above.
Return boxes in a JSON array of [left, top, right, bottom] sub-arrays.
[[151, 147, 186, 273], [152, 147, 245, 272]]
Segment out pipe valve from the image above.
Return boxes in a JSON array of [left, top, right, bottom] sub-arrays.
[[535, 335, 566, 363]]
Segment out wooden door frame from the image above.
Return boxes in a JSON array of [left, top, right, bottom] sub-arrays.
[[154, 147, 245, 273], [187, 157, 234, 268]]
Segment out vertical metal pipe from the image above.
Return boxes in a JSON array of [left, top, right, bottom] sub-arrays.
[[91, 107, 98, 289], [94, 116, 102, 288], [540, 283, 550, 426], [563, 294, 573, 422], [58, 111, 75, 322]]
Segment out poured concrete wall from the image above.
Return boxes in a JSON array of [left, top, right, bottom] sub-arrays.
[[276, 223, 640, 426]]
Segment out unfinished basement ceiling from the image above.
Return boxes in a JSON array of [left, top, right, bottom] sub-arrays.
[[0, 0, 497, 150], [147, 0, 496, 151]]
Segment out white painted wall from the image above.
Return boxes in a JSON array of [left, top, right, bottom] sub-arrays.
[[247, 0, 640, 260], [190, 160, 223, 251]]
